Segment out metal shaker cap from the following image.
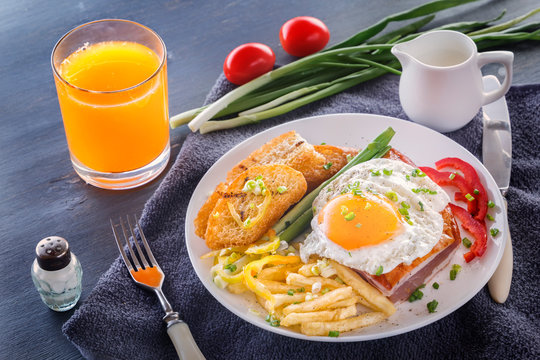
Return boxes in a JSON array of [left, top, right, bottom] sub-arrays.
[[36, 236, 71, 271]]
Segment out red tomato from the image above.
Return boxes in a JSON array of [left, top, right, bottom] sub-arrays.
[[280, 16, 330, 57], [223, 43, 275, 85]]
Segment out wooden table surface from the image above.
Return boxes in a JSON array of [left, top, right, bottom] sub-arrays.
[[1, 0, 538, 358]]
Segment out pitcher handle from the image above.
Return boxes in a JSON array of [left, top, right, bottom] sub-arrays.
[[477, 51, 514, 105]]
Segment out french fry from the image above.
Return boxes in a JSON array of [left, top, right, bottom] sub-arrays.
[[281, 304, 357, 326], [330, 260, 396, 316], [259, 279, 298, 294], [327, 296, 359, 309], [286, 273, 344, 290], [300, 312, 387, 336], [283, 286, 354, 315], [297, 262, 317, 277], [257, 263, 302, 281], [256, 295, 286, 319], [273, 293, 307, 307]]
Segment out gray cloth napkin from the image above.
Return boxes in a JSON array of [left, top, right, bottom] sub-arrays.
[[63, 74, 540, 359]]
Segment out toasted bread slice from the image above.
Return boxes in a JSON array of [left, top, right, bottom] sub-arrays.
[[205, 164, 307, 250], [225, 131, 326, 191], [194, 182, 228, 239], [312, 145, 359, 183]]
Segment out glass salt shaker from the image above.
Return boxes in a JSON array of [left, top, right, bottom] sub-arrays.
[[31, 236, 83, 311]]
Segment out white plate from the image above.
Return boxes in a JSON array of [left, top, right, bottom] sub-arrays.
[[185, 113, 507, 342]]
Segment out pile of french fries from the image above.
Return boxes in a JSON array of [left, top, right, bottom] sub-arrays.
[[253, 259, 396, 336]]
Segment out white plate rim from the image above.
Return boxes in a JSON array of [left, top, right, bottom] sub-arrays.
[[185, 113, 507, 342]]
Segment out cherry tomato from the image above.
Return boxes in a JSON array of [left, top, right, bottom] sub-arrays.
[[280, 16, 330, 57], [223, 43, 275, 85]]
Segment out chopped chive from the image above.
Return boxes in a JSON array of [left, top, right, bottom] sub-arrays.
[[335, 277, 344, 285], [408, 284, 426, 302], [450, 264, 462, 280], [428, 190, 437, 195], [406, 175, 411, 181], [348, 251, 352, 257], [486, 214, 495, 221], [287, 289, 295, 296], [385, 191, 398, 202], [401, 201, 410, 209], [465, 193, 475, 201], [364, 203, 372, 210], [490, 228, 500, 237], [255, 175, 263, 181], [346, 154, 353, 163], [328, 330, 340, 337], [322, 288, 330, 294], [432, 282, 439, 289], [473, 189, 480, 195], [427, 299, 438, 313], [320, 142, 326, 145], [224, 263, 237, 273], [462, 237, 472, 248], [399, 208, 409, 216], [487, 200, 496, 208], [265, 314, 280, 327], [341, 205, 348, 215], [277, 186, 288, 194], [297, 287, 306, 292], [355, 223, 362, 228], [375, 266, 383, 276], [449, 173, 456, 180], [418, 201, 424, 211], [383, 168, 393, 176], [323, 162, 333, 170], [352, 189, 364, 197], [370, 169, 381, 176], [344, 212, 356, 221]]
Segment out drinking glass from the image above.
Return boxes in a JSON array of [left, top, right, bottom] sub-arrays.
[[52, 19, 170, 190]]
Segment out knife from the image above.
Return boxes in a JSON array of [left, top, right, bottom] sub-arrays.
[[482, 75, 513, 304]]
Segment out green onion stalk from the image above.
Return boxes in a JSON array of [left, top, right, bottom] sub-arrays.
[[170, 0, 540, 133]]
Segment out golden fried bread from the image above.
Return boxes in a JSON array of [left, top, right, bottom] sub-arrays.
[[225, 131, 326, 191], [194, 182, 228, 239], [205, 164, 307, 250], [312, 145, 359, 184]]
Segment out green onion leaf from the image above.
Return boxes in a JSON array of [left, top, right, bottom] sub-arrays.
[[329, 331, 340, 337], [418, 201, 424, 211], [474, 189, 480, 195], [323, 162, 333, 170], [427, 299, 439, 313], [486, 214, 494, 221], [375, 266, 383, 276], [432, 282, 439, 289], [224, 263, 237, 273], [408, 284, 426, 302], [385, 191, 398, 202], [462, 237, 472, 248], [401, 201, 410, 209], [490, 228, 500, 237], [449, 173, 456, 180], [277, 186, 288, 194], [465, 193, 475, 201], [355, 223, 362, 228], [371, 169, 381, 176], [383, 168, 393, 176], [287, 290, 295, 296], [487, 200, 496, 208], [399, 208, 409, 216], [450, 264, 462, 280], [345, 212, 356, 221]]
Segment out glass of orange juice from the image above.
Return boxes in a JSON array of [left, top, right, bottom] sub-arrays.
[[51, 19, 170, 190]]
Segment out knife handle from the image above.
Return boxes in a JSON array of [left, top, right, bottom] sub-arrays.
[[167, 321, 206, 360], [488, 198, 513, 303]]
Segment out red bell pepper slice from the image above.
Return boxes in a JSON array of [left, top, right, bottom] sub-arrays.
[[454, 192, 467, 203], [435, 158, 488, 221], [419, 167, 477, 215], [449, 203, 487, 261]]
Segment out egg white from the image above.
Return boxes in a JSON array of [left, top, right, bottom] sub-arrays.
[[300, 158, 450, 275]]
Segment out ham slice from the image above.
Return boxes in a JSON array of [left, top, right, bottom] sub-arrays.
[[357, 149, 462, 303]]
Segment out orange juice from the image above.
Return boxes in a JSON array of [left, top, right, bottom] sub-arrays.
[[54, 41, 169, 173]]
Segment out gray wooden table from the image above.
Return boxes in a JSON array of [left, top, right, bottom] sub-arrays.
[[1, 0, 538, 358]]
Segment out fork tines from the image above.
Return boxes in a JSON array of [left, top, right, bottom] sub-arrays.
[[110, 215, 158, 272]]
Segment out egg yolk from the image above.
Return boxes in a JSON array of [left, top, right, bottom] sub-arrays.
[[318, 193, 403, 250]]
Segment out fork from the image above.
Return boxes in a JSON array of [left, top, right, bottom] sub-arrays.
[[111, 215, 205, 360]]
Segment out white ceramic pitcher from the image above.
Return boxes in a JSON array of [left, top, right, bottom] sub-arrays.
[[391, 30, 513, 132]]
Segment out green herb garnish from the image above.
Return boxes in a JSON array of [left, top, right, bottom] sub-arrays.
[[432, 282, 439, 289], [224, 263, 237, 273], [323, 162, 333, 170], [462, 237, 472, 248], [408, 284, 425, 302], [490, 228, 500, 237], [427, 300, 438, 313], [450, 264, 462, 280], [487, 200, 496, 208], [328, 331, 340, 337], [375, 266, 383, 276]]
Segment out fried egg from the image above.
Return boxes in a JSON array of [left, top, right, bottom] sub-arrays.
[[300, 158, 450, 275]]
